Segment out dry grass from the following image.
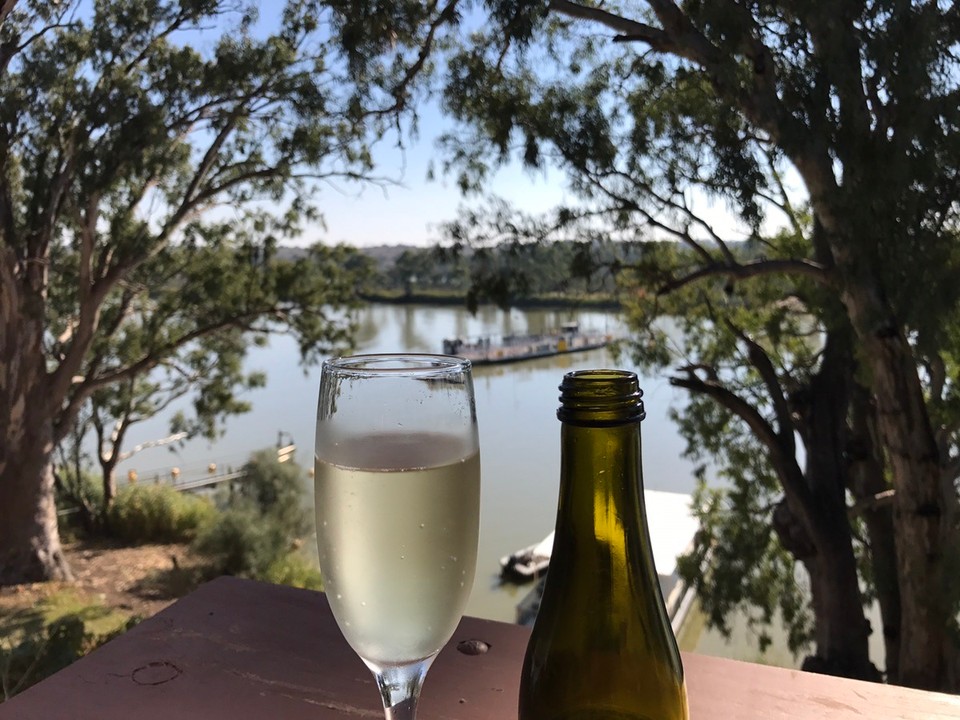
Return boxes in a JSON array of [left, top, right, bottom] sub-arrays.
[[0, 539, 208, 623]]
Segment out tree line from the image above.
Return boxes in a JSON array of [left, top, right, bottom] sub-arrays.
[[362, 238, 626, 306]]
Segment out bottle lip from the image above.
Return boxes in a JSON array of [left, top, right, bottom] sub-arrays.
[[557, 369, 645, 425]]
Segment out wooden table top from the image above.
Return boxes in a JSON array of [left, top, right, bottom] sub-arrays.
[[2, 576, 959, 719]]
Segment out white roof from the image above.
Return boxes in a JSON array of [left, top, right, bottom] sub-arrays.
[[524, 490, 696, 576], [645, 489, 698, 577], [531, 531, 555, 558]]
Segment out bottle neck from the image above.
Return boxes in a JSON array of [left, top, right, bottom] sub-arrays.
[[556, 419, 645, 550], [555, 369, 646, 542], [549, 387, 669, 650]]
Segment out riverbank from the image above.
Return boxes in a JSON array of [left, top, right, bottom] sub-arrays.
[[360, 289, 622, 310]]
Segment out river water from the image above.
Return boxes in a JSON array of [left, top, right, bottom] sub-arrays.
[[116, 303, 702, 622]]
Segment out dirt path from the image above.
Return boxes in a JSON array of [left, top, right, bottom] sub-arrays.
[[0, 540, 207, 621]]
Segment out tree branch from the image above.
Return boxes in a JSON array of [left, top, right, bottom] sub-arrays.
[[0, 141, 17, 248], [68, 302, 296, 409], [763, 150, 806, 238], [848, 489, 896, 519], [30, 137, 80, 270], [118, 431, 189, 462], [577, 167, 720, 265], [182, 106, 247, 209], [0, 0, 18, 26], [556, 0, 841, 206], [670, 367, 814, 511], [726, 319, 795, 459], [659, 257, 830, 295], [550, 0, 674, 52], [383, 0, 462, 115], [802, 6, 872, 155]]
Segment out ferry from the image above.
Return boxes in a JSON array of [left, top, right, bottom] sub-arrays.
[[442, 322, 614, 366]]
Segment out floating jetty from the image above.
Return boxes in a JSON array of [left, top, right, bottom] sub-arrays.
[[442, 322, 614, 366]]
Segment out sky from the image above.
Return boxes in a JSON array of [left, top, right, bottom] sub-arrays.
[[297, 89, 769, 250], [149, 1, 776, 253], [182, 2, 767, 251], [43, 0, 797, 253], [298, 108, 574, 249], [301, 115, 755, 250], [284, 37, 764, 251], [47, 1, 581, 251], [232, 2, 577, 251]]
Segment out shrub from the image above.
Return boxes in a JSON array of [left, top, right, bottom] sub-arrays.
[[54, 468, 106, 540], [54, 469, 104, 515], [263, 551, 323, 590], [223, 450, 313, 536], [108, 484, 216, 544], [192, 503, 281, 578], [192, 503, 319, 585], [192, 450, 318, 586]]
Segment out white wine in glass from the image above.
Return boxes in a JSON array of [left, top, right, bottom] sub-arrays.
[[315, 354, 480, 720]]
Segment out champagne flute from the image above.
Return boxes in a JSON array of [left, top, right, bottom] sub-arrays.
[[314, 354, 481, 720]]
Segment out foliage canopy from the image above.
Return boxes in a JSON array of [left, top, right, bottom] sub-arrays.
[[0, 0, 386, 587], [322, 0, 960, 690]]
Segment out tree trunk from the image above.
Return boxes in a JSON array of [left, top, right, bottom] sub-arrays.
[[831, 253, 955, 690], [99, 454, 119, 531], [0, 344, 72, 583], [103, 467, 118, 510], [801, 531, 879, 681], [0, 380, 70, 585], [0, 250, 72, 584], [795, 329, 878, 680], [0, 425, 72, 584], [848, 385, 901, 682]]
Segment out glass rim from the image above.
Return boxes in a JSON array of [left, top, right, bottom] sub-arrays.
[[322, 353, 471, 378]]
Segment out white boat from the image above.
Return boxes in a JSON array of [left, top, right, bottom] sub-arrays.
[[499, 531, 555, 582], [509, 490, 699, 627]]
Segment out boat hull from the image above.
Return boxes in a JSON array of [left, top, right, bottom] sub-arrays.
[[443, 330, 614, 366]]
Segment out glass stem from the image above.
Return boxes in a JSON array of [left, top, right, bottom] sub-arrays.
[[367, 656, 435, 720]]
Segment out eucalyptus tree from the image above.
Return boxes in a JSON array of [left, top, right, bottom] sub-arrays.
[[0, 0, 383, 584], [83, 242, 365, 522], [625, 234, 898, 683], [325, 0, 960, 690]]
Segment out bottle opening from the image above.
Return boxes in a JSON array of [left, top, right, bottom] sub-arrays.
[[557, 369, 645, 425]]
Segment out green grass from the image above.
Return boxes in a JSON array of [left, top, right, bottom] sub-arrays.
[[0, 590, 135, 702], [2, 590, 129, 640]]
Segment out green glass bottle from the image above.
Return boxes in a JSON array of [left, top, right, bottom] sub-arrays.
[[519, 369, 689, 720]]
